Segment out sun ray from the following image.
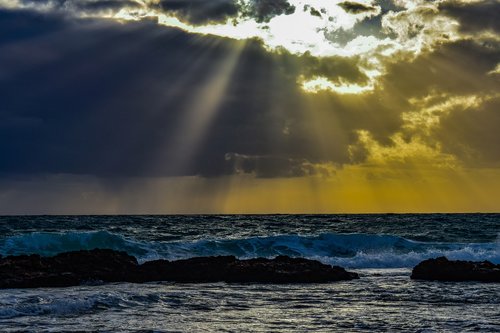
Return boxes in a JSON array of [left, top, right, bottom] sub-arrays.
[[161, 40, 246, 175]]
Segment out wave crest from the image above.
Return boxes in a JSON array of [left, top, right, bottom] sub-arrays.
[[0, 231, 498, 268], [0, 231, 150, 258]]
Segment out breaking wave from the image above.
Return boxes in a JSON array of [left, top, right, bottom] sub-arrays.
[[1, 231, 498, 268]]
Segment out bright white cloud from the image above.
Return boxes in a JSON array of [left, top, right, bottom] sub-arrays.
[[1, 0, 466, 94]]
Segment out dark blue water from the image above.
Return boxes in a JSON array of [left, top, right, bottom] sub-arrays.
[[1, 214, 498, 242], [0, 214, 498, 268], [0, 214, 499, 332]]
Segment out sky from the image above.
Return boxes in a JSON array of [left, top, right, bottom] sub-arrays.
[[0, 0, 499, 214]]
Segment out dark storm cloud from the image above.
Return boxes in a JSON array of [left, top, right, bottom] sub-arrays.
[[19, 0, 142, 14], [23, 0, 298, 26], [225, 153, 335, 178], [157, 0, 239, 24], [381, 39, 500, 98], [297, 52, 369, 85], [241, 0, 295, 23], [439, 0, 500, 33], [225, 153, 310, 178], [1, 3, 498, 181], [0, 6, 421, 180], [436, 97, 500, 167], [0, 9, 234, 178], [160, 0, 296, 26], [338, 1, 378, 14], [76, 0, 141, 11], [378, 38, 500, 166], [0, 8, 360, 179]]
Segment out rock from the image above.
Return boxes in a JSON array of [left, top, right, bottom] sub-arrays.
[[140, 255, 237, 283], [226, 256, 358, 283], [411, 256, 500, 282], [0, 249, 139, 289], [140, 255, 359, 283], [0, 249, 359, 288]]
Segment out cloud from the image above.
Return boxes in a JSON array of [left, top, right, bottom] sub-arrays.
[[439, 0, 500, 34], [338, 1, 378, 14], [296, 52, 369, 86], [241, 0, 295, 23], [14, 0, 298, 25], [225, 153, 336, 178], [156, 0, 239, 25], [488, 63, 500, 75], [436, 96, 500, 167], [19, 0, 142, 15], [1, 1, 500, 213], [0, 9, 360, 179], [356, 37, 500, 170], [381, 5, 459, 48], [348, 130, 459, 169], [2, 0, 469, 99], [380, 39, 500, 98], [157, 0, 297, 25], [0, 1, 499, 182], [402, 93, 487, 132], [0, 10, 230, 177]]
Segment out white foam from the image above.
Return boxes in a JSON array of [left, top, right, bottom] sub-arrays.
[[1, 231, 498, 269]]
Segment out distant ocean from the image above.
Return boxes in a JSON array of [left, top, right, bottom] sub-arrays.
[[1, 214, 499, 332]]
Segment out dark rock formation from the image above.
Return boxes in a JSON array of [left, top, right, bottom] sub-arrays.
[[411, 256, 500, 282], [0, 249, 140, 288], [141, 255, 358, 283], [0, 249, 358, 288]]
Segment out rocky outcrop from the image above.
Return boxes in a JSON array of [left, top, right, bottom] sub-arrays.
[[411, 256, 500, 282], [0, 249, 359, 288], [141, 255, 358, 283], [0, 249, 139, 288]]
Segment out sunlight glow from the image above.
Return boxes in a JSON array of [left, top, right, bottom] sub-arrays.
[[0, 0, 20, 9], [300, 76, 374, 94], [163, 41, 245, 174], [107, 0, 462, 94], [488, 63, 500, 75], [351, 130, 459, 169], [1, 0, 466, 94]]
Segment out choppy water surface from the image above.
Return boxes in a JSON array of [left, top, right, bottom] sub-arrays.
[[0, 214, 499, 332]]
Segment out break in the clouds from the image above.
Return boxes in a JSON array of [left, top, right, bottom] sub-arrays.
[[0, 0, 499, 213], [6, 0, 495, 96], [0, 0, 461, 93]]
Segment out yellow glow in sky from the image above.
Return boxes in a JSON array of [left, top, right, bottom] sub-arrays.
[[0, 0, 499, 214], [300, 76, 375, 94]]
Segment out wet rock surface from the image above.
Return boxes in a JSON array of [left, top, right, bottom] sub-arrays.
[[411, 256, 500, 282], [0, 249, 359, 288]]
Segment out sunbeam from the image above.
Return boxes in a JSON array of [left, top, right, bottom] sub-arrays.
[[160, 39, 245, 175], [1, 1, 500, 329], [0, 0, 499, 213]]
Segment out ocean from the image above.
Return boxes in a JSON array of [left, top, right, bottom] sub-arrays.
[[0, 214, 499, 332]]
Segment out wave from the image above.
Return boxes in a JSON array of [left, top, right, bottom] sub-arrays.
[[0, 231, 498, 268], [0, 231, 152, 258], [0, 295, 105, 319], [0, 291, 135, 319]]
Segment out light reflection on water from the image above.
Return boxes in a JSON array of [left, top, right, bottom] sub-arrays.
[[1, 269, 499, 332]]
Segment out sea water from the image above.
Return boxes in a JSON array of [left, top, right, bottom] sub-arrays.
[[0, 214, 499, 332]]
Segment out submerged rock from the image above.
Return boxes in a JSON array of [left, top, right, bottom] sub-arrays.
[[411, 256, 500, 282], [0, 249, 358, 288]]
